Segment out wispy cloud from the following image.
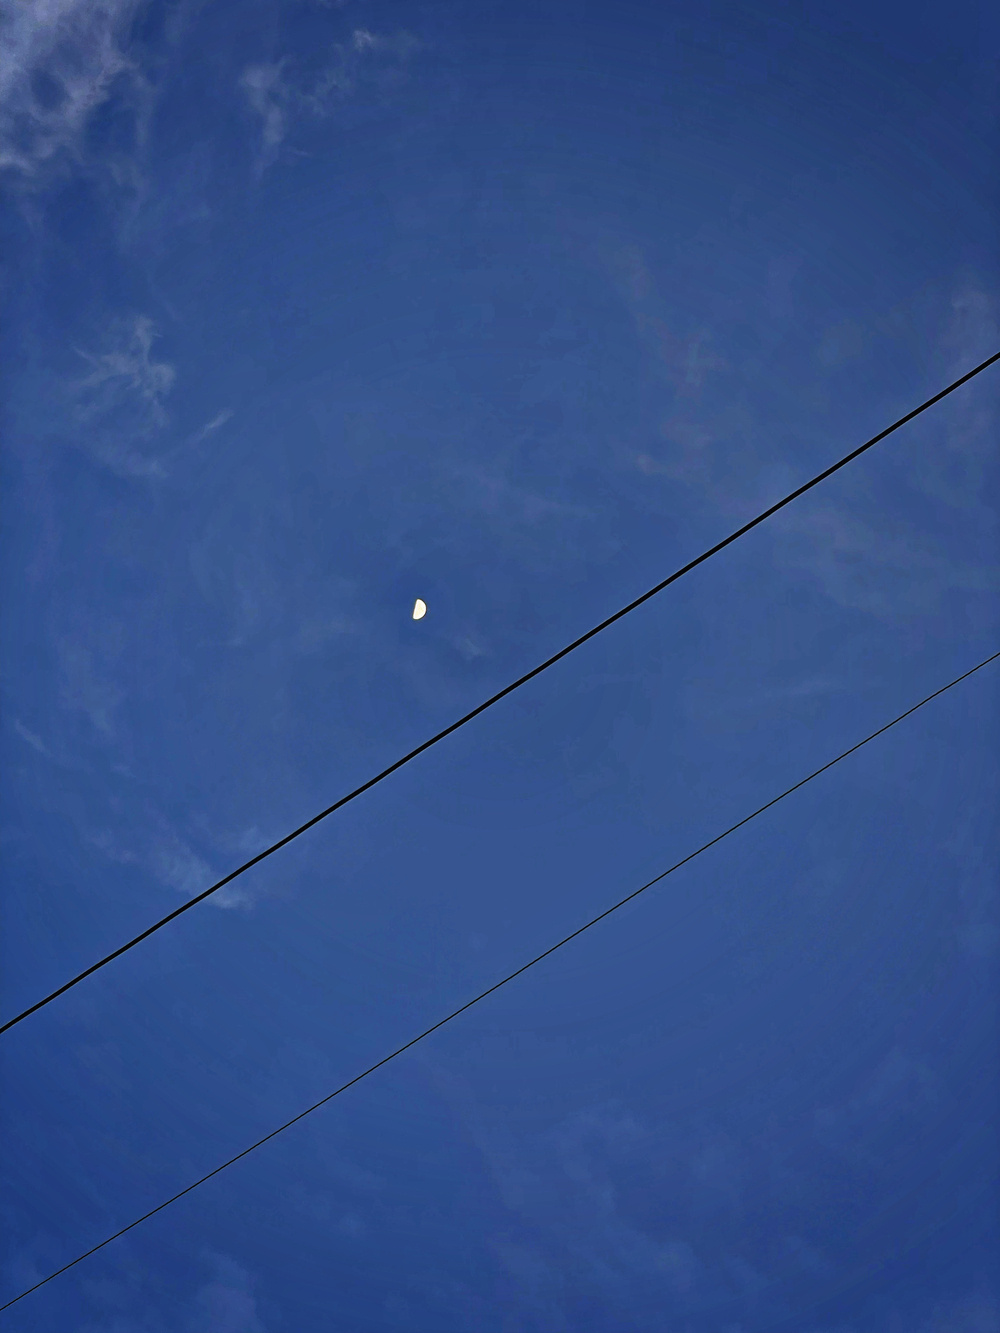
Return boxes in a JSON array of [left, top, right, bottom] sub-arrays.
[[88, 818, 255, 911], [72, 314, 176, 476], [12, 718, 55, 759], [0, 0, 144, 178], [774, 502, 998, 616], [614, 246, 1000, 621], [148, 833, 216, 901], [58, 630, 124, 740], [916, 1294, 1000, 1333], [191, 407, 234, 444], [453, 463, 593, 536], [187, 1255, 267, 1333], [240, 27, 420, 174], [239, 60, 290, 175], [801, 1292, 1000, 1333], [152, 406, 234, 471], [813, 1047, 939, 1160], [76, 1251, 267, 1332], [908, 286, 1000, 512], [612, 245, 727, 397], [76, 314, 175, 420], [420, 1045, 997, 1330]]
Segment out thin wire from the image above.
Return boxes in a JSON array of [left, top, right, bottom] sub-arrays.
[[2, 350, 997, 1039], [3, 648, 996, 1314]]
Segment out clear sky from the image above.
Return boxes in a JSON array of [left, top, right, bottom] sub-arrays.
[[1, 2, 998, 1330]]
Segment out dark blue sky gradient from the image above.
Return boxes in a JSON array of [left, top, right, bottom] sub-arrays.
[[1, 1, 998, 1328]]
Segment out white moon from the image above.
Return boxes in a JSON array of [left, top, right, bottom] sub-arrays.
[[412, 598, 427, 620]]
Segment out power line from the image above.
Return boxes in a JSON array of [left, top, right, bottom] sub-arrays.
[[2, 351, 997, 1039], [3, 647, 995, 1313]]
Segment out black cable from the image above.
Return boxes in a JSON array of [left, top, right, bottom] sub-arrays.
[[2, 351, 997, 1039], [3, 648, 996, 1313]]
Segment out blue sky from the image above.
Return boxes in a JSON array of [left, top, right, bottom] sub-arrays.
[[1, 1, 998, 1329]]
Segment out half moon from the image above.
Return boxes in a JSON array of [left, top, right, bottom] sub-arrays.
[[412, 598, 427, 620]]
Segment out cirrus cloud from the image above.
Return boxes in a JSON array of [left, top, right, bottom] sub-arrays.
[[0, 0, 145, 178]]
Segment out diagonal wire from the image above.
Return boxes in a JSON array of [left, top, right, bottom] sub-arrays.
[[2, 350, 997, 1038], [3, 647, 996, 1313]]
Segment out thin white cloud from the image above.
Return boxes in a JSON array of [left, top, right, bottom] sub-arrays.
[[456, 464, 592, 528], [240, 27, 420, 174], [72, 314, 176, 476], [72, 1252, 268, 1331], [190, 407, 234, 443], [239, 61, 291, 174], [187, 1255, 267, 1333], [916, 1294, 1000, 1333], [617, 251, 1000, 621], [774, 502, 997, 617], [802, 1293, 1000, 1333], [149, 831, 253, 910], [610, 244, 727, 395], [58, 635, 123, 739], [76, 313, 175, 412], [350, 28, 421, 59], [152, 407, 234, 474], [12, 718, 54, 758], [86, 814, 267, 913], [909, 286, 1000, 512], [149, 835, 214, 900], [0, 0, 143, 177]]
